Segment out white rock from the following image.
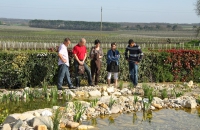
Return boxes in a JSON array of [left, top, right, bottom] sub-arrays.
[[112, 92, 121, 96], [102, 91, 108, 96], [2, 124, 11, 130], [33, 112, 40, 117], [66, 121, 79, 128], [12, 119, 23, 130], [89, 90, 101, 97], [107, 86, 115, 93], [110, 105, 121, 114], [153, 97, 163, 104], [41, 110, 52, 116], [78, 125, 95, 130], [3, 113, 35, 124], [30, 116, 53, 130], [150, 106, 155, 110], [187, 80, 193, 87], [99, 96, 117, 104], [120, 88, 129, 95], [24, 87, 30, 92], [52, 106, 59, 110], [65, 90, 76, 98], [181, 97, 197, 109]]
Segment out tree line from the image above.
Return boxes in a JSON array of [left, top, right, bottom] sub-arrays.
[[122, 24, 182, 31], [29, 20, 121, 31]]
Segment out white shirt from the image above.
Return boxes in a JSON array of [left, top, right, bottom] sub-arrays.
[[58, 43, 69, 66]]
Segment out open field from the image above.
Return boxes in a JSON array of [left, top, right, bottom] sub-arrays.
[[0, 25, 200, 50]]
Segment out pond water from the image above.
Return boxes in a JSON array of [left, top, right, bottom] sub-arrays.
[[81, 109, 200, 130], [0, 99, 200, 130]]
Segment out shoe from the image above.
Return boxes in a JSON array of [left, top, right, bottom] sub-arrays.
[[89, 83, 94, 86], [57, 87, 63, 90], [69, 86, 76, 89]]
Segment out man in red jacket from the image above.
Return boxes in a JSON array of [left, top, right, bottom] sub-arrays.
[[72, 38, 94, 87]]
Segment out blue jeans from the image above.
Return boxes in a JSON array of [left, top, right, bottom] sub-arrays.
[[74, 60, 92, 86], [57, 64, 73, 89], [129, 61, 138, 86]]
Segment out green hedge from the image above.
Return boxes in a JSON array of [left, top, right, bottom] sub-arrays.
[[0, 51, 199, 89]]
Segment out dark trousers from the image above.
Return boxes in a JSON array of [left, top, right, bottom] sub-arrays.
[[91, 60, 101, 85], [57, 64, 73, 89], [74, 60, 92, 87], [129, 61, 138, 86]]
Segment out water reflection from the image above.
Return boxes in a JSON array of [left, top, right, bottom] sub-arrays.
[[82, 109, 200, 130]]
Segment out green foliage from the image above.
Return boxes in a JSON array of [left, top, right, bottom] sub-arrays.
[[161, 89, 168, 99], [52, 108, 62, 130], [1, 50, 200, 89], [0, 106, 9, 124], [73, 101, 86, 123], [90, 98, 98, 108], [118, 81, 124, 90], [173, 88, 184, 98], [134, 95, 138, 104], [108, 96, 116, 108], [142, 84, 154, 98]]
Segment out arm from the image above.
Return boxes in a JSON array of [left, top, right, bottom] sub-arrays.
[[99, 48, 104, 59], [73, 54, 83, 65], [107, 51, 119, 61], [83, 53, 87, 63], [58, 53, 67, 63], [89, 47, 95, 59], [138, 46, 143, 62], [125, 47, 129, 60]]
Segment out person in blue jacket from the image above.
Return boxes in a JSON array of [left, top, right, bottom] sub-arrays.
[[106, 42, 120, 87]]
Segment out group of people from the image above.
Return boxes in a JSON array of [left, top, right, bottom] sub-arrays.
[[57, 38, 143, 90]]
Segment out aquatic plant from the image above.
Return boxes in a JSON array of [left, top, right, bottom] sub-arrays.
[[108, 96, 116, 108], [90, 98, 98, 108], [173, 88, 183, 98], [161, 89, 168, 99], [118, 81, 124, 90], [128, 82, 134, 88], [142, 84, 154, 97], [52, 107, 62, 130], [73, 101, 86, 123], [134, 95, 138, 104]]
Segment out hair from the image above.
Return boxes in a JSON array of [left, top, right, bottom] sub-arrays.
[[111, 42, 116, 46], [128, 39, 134, 45], [64, 38, 71, 42], [94, 39, 100, 45], [80, 38, 86, 43]]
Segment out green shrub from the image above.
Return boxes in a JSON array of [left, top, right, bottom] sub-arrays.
[[161, 89, 168, 99], [0, 50, 200, 89]]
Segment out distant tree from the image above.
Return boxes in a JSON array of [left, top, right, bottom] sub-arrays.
[[156, 25, 160, 31], [193, 25, 197, 30], [196, 0, 200, 16], [144, 25, 149, 31], [172, 25, 178, 31], [0, 21, 2, 25], [195, 1, 200, 36], [136, 24, 142, 31], [166, 25, 171, 31]]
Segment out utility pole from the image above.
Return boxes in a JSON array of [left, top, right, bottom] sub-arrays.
[[101, 7, 102, 32]]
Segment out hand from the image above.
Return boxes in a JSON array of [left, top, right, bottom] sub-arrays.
[[79, 61, 84, 65], [63, 59, 67, 63], [135, 62, 139, 64]]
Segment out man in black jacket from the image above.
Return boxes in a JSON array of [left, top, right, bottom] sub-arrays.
[[125, 39, 143, 87]]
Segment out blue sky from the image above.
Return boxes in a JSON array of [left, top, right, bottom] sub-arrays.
[[0, 0, 199, 23]]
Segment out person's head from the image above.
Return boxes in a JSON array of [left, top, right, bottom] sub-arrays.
[[63, 38, 71, 46], [128, 39, 135, 47], [94, 39, 100, 48], [111, 42, 117, 50], [79, 38, 86, 46]]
